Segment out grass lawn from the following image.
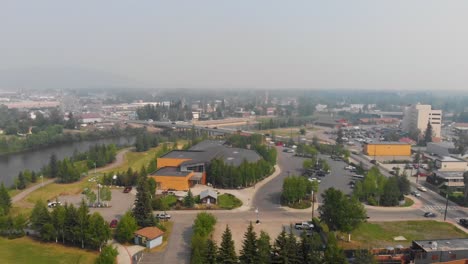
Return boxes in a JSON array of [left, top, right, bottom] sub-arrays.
[[401, 197, 414, 207], [218, 194, 243, 209], [340, 220, 468, 249], [0, 236, 98, 264], [100, 146, 163, 174]]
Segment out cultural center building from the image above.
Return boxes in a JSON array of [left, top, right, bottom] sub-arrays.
[[150, 140, 261, 191], [363, 142, 412, 157]]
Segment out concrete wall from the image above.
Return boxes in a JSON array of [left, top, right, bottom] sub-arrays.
[[436, 161, 467, 172], [148, 236, 163, 249]]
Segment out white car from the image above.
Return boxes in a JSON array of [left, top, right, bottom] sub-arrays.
[[411, 191, 421, 197], [344, 165, 356, 170], [417, 186, 427, 192], [309, 177, 321, 183]]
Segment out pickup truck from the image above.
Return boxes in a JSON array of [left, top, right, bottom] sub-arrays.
[[294, 222, 314, 230], [156, 212, 171, 220]]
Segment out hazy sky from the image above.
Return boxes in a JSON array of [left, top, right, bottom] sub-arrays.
[[2, 1, 468, 90]]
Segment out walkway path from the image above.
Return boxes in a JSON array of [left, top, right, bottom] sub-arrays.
[[11, 147, 132, 204]]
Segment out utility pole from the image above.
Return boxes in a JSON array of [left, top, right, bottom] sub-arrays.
[[311, 190, 315, 220], [444, 191, 449, 221]]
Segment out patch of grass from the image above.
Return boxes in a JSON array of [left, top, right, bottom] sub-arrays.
[[218, 193, 243, 209], [161, 195, 178, 209], [340, 221, 468, 249], [101, 146, 163, 174], [401, 197, 414, 207], [0, 236, 98, 264], [286, 200, 311, 209]]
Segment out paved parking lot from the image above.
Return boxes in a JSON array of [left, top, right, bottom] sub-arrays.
[[57, 188, 135, 221]]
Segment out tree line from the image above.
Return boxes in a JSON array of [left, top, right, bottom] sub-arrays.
[[226, 134, 277, 166], [136, 101, 193, 121], [353, 167, 411, 206], [208, 159, 273, 189], [282, 176, 318, 207], [135, 132, 161, 152]]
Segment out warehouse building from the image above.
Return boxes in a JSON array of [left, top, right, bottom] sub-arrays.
[[363, 142, 411, 157]]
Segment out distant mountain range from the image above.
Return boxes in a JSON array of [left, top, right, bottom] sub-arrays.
[[0, 67, 144, 90]]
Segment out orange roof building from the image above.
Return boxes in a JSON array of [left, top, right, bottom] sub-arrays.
[[134, 227, 164, 249]]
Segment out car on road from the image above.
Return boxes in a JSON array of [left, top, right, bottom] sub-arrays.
[[316, 171, 326, 177], [47, 201, 62, 208], [123, 186, 132, 193], [411, 191, 421, 197], [417, 186, 427, 192], [156, 212, 171, 220], [308, 177, 321, 183], [109, 219, 118, 228], [424, 212, 437, 218], [294, 222, 314, 230], [459, 219, 468, 228], [404, 164, 412, 169], [344, 165, 356, 170], [370, 160, 377, 164]]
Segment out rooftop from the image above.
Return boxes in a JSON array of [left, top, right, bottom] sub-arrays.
[[434, 171, 465, 179], [152, 167, 192, 177], [134, 227, 164, 240], [436, 156, 466, 162], [365, 142, 411, 145], [200, 189, 218, 200], [414, 238, 468, 252]]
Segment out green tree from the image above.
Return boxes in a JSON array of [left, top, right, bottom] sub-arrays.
[[17, 172, 26, 189], [299, 128, 306, 135], [319, 188, 367, 241], [380, 176, 401, 206], [354, 249, 377, 264], [148, 178, 157, 196], [217, 225, 237, 264], [100, 186, 112, 207], [257, 231, 271, 264], [239, 222, 258, 264], [184, 189, 195, 208], [323, 233, 348, 264], [49, 153, 59, 178], [424, 121, 433, 145], [0, 183, 11, 215], [133, 174, 155, 227], [77, 200, 90, 248], [86, 190, 97, 205], [95, 245, 118, 264], [272, 227, 298, 263], [30, 200, 52, 241], [205, 238, 218, 264], [87, 213, 111, 251], [51, 205, 67, 243], [116, 211, 138, 243]]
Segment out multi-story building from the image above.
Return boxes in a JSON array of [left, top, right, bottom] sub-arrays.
[[402, 104, 442, 139]]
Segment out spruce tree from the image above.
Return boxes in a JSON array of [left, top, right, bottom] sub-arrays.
[[49, 153, 59, 178], [217, 225, 238, 264], [17, 172, 26, 189], [239, 222, 258, 264], [30, 200, 52, 241], [31, 171, 37, 183], [0, 183, 12, 215], [424, 121, 433, 145], [205, 238, 218, 264], [184, 189, 195, 208], [257, 231, 272, 264], [133, 174, 155, 227], [272, 228, 288, 263]]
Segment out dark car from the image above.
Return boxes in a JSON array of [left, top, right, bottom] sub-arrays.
[[370, 160, 377, 164], [109, 219, 118, 228], [424, 212, 437, 218], [123, 186, 132, 193], [459, 219, 468, 228]]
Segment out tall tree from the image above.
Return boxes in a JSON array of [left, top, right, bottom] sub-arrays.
[[239, 222, 258, 264], [323, 233, 348, 264], [257, 231, 271, 264], [49, 153, 59, 178], [87, 212, 111, 251], [17, 172, 26, 189], [30, 200, 52, 241], [77, 200, 90, 248], [133, 174, 155, 227], [205, 238, 218, 264], [51, 205, 66, 243], [217, 225, 237, 264], [380, 176, 401, 206], [95, 245, 118, 264], [184, 189, 195, 208], [116, 211, 138, 243], [424, 121, 433, 145], [0, 183, 11, 215]]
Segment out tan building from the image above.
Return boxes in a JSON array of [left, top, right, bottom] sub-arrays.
[[434, 156, 467, 172], [402, 104, 442, 139]]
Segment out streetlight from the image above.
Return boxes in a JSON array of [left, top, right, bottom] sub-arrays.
[[97, 183, 101, 207], [40, 175, 44, 188], [311, 190, 315, 220], [112, 174, 117, 187], [94, 162, 97, 175]]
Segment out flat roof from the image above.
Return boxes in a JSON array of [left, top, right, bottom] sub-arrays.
[[436, 156, 466, 162], [365, 142, 410, 145], [414, 238, 468, 252], [152, 167, 191, 177], [160, 150, 219, 162], [434, 171, 464, 179]]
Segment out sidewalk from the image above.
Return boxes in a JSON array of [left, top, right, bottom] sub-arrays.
[[113, 240, 145, 264]]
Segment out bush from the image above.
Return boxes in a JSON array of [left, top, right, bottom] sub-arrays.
[[95, 245, 118, 264], [367, 196, 378, 206]]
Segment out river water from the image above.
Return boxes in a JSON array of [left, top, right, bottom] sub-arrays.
[[0, 136, 135, 187]]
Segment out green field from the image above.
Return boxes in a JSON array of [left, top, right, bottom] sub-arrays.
[[0, 237, 98, 264], [341, 220, 468, 249]]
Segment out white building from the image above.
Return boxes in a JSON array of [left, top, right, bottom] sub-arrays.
[[402, 103, 442, 139]]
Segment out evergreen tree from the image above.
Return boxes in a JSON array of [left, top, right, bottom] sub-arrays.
[[272, 227, 298, 263], [95, 245, 118, 264], [133, 174, 155, 227], [17, 172, 26, 189], [323, 233, 348, 264], [424, 121, 433, 145], [298, 231, 313, 264], [30, 200, 52, 241], [51, 205, 66, 243], [31, 171, 37, 183], [184, 189, 195, 208], [116, 211, 138, 243], [77, 199, 90, 248], [380, 176, 401, 206], [336, 127, 344, 146], [217, 225, 237, 264], [49, 153, 59, 178], [257, 231, 272, 264], [0, 183, 11, 215], [397, 175, 411, 195], [87, 212, 111, 251], [205, 238, 218, 264], [239, 222, 258, 264]]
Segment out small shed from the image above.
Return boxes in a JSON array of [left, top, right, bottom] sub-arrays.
[[200, 189, 218, 205], [134, 227, 165, 249]]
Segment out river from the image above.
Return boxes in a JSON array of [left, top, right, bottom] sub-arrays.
[[0, 136, 135, 187]]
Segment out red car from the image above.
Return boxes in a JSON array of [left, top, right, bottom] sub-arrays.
[[123, 186, 132, 193], [109, 219, 118, 228]]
